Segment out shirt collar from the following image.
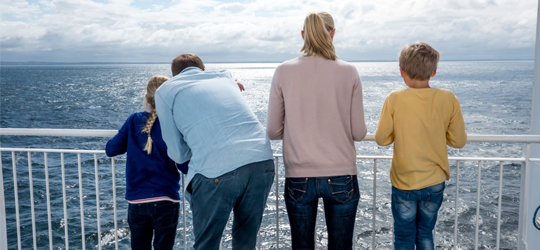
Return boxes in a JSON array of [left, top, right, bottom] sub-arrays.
[[179, 66, 203, 75]]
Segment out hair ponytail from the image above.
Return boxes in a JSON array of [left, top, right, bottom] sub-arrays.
[[142, 75, 169, 155], [300, 12, 337, 60], [142, 111, 158, 154]]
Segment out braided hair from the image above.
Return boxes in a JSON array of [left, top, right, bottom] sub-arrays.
[[142, 75, 169, 154]]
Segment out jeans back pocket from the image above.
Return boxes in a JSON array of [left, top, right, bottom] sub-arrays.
[[286, 177, 308, 202], [421, 183, 445, 213], [327, 175, 355, 204]]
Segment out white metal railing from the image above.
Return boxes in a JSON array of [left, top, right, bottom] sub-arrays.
[[1, 128, 539, 250]]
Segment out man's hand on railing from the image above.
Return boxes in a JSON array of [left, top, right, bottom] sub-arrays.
[[235, 79, 245, 92]]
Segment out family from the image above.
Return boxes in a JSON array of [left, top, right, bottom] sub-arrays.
[[105, 11, 467, 250]]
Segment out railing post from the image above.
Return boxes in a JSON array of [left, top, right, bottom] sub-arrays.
[[77, 153, 86, 250], [275, 156, 280, 250], [454, 161, 460, 250], [60, 152, 69, 249], [372, 159, 377, 249], [0, 152, 8, 250], [45, 153, 53, 250], [519, 0, 540, 249], [27, 152, 37, 250], [111, 157, 118, 250], [475, 161, 482, 250], [496, 161, 504, 249], [12, 152, 21, 250], [93, 154, 102, 250], [519, 145, 533, 250], [182, 174, 187, 250]]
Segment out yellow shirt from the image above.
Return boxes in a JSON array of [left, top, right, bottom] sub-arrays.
[[375, 88, 467, 190]]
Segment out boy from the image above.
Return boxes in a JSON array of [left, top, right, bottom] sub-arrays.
[[375, 42, 467, 250]]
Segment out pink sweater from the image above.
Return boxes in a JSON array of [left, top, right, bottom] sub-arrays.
[[267, 56, 367, 178]]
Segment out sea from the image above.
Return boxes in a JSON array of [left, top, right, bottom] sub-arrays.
[[0, 60, 534, 249]]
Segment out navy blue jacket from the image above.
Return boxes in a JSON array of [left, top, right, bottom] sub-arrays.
[[106, 112, 188, 201]]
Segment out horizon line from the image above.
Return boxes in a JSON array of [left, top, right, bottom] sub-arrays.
[[0, 58, 534, 65]]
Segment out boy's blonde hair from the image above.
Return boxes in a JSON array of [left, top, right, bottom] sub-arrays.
[[399, 42, 440, 80], [142, 75, 169, 154], [300, 11, 337, 61]]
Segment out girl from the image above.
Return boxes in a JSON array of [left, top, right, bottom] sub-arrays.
[[106, 75, 188, 250], [266, 11, 367, 250]]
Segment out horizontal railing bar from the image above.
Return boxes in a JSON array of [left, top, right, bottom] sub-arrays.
[[2, 128, 540, 143], [1, 148, 538, 162], [465, 135, 540, 143], [443, 156, 526, 161], [358, 155, 529, 162], [0, 128, 117, 137], [0, 148, 105, 153], [357, 155, 392, 160]]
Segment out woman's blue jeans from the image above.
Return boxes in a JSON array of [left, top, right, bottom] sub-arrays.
[[128, 201, 180, 250], [392, 182, 445, 250], [285, 175, 360, 250]]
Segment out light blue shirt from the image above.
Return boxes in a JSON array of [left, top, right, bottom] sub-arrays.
[[155, 67, 274, 188]]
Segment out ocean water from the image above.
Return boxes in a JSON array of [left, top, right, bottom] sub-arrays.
[[0, 60, 533, 249]]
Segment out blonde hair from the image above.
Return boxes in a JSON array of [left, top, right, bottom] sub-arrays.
[[399, 42, 440, 80], [300, 11, 337, 60], [142, 75, 169, 154]]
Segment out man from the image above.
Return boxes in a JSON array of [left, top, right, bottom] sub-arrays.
[[155, 53, 275, 250]]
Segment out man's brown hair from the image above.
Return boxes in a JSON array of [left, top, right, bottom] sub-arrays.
[[171, 53, 205, 76], [398, 42, 440, 80]]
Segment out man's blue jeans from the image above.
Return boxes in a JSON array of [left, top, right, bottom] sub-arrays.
[[128, 201, 179, 250], [188, 159, 275, 250], [285, 175, 360, 250], [392, 182, 445, 250]]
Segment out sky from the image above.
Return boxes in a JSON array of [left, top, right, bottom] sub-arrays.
[[0, 0, 538, 63]]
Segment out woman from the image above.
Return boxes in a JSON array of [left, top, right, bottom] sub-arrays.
[[266, 11, 367, 250]]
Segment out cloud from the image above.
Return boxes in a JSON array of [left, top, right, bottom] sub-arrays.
[[0, 0, 41, 18], [215, 3, 246, 13], [0, 0, 537, 62]]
